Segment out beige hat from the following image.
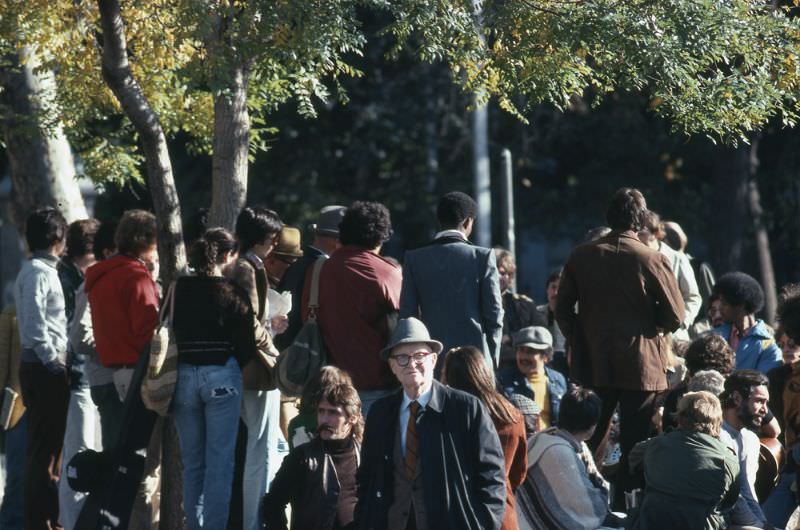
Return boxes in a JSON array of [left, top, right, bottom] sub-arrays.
[[272, 227, 303, 258]]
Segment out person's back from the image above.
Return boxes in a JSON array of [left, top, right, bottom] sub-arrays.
[[317, 245, 401, 391], [85, 253, 158, 368], [635, 429, 738, 530], [308, 202, 401, 399], [557, 231, 684, 390], [400, 191, 503, 370]]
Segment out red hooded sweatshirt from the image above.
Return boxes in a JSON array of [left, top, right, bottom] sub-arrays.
[[85, 255, 159, 367]]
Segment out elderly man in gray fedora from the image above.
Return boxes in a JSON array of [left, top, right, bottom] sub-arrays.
[[356, 317, 506, 530]]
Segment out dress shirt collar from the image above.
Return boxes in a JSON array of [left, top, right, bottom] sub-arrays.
[[401, 383, 433, 412], [433, 229, 468, 241]]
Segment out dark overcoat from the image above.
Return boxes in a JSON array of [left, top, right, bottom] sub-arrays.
[[355, 380, 507, 530]]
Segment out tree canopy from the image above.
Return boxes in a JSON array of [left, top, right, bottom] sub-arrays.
[[1, 0, 798, 187]]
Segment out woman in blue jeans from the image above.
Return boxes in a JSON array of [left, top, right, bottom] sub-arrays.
[[172, 228, 256, 530]]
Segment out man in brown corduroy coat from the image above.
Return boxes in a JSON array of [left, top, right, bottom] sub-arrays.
[[555, 187, 684, 508]]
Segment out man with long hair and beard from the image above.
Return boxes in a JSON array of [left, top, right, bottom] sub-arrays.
[[261, 367, 363, 530], [719, 370, 773, 529]]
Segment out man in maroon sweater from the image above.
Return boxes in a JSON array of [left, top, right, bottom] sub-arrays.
[[305, 201, 401, 417]]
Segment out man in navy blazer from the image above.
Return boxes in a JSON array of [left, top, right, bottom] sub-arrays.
[[399, 192, 504, 372]]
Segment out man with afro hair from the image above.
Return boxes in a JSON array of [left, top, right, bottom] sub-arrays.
[[399, 191, 504, 374], [306, 201, 402, 415], [712, 271, 782, 374]]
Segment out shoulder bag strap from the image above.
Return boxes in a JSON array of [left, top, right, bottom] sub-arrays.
[[307, 256, 326, 320]]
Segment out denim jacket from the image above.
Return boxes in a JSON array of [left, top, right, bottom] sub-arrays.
[[13, 252, 67, 372], [713, 320, 782, 374], [497, 365, 567, 425]]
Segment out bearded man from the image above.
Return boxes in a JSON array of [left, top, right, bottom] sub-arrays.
[[261, 371, 363, 530]]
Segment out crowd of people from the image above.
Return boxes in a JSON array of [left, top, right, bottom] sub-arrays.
[[1, 186, 800, 530]]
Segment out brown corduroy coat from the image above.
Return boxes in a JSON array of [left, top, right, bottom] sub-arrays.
[[555, 230, 684, 392]]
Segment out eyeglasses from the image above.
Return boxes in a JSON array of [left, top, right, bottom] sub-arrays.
[[390, 351, 433, 367]]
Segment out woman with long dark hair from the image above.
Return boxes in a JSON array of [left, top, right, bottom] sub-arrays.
[[442, 346, 527, 530], [172, 228, 256, 530]]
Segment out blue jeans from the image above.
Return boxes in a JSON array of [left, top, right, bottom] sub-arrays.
[[173, 358, 242, 530], [763, 467, 798, 528], [0, 413, 27, 530]]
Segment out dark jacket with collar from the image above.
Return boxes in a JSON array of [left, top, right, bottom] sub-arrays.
[[262, 435, 360, 530], [355, 380, 506, 530], [274, 245, 325, 350], [497, 366, 567, 425], [399, 235, 504, 371], [554, 230, 684, 391]]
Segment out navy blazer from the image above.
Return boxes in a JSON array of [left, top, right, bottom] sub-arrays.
[[355, 381, 506, 530], [399, 236, 504, 370]]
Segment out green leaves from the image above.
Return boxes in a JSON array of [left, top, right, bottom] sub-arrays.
[[2, 0, 798, 186]]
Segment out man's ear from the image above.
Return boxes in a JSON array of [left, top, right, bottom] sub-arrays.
[[732, 390, 743, 407]]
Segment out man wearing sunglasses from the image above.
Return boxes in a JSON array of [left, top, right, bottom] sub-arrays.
[[356, 317, 506, 530]]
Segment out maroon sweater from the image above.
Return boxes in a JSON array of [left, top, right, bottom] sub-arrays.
[[303, 245, 401, 391]]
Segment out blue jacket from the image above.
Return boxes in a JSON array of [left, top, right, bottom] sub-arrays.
[[713, 320, 782, 374], [497, 366, 567, 426], [400, 236, 504, 372]]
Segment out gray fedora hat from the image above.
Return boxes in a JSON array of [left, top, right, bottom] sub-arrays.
[[380, 317, 443, 360], [512, 326, 553, 350], [312, 205, 346, 237]]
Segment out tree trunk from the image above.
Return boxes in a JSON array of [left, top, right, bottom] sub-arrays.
[[0, 47, 88, 229], [208, 65, 250, 231], [96, 0, 185, 282], [746, 135, 778, 324], [709, 145, 748, 273], [96, 2, 186, 529]]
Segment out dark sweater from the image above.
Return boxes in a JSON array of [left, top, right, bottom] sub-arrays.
[[172, 276, 256, 367], [325, 437, 358, 530]]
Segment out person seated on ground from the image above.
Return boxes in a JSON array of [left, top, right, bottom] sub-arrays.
[[661, 333, 735, 433], [261, 378, 363, 530], [515, 387, 625, 530], [630, 391, 739, 530], [687, 369, 726, 396], [720, 370, 775, 529], [767, 284, 800, 439], [712, 272, 782, 374], [762, 284, 800, 528], [508, 393, 541, 439], [498, 326, 567, 429], [666, 338, 689, 389]]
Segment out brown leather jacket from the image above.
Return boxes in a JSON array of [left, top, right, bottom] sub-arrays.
[[0, 306, 25, 429], [262, 436, 360, 530], [555, 230, 684, 391]]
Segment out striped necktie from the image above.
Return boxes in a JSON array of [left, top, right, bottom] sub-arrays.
[[405, 401, 420, 479]]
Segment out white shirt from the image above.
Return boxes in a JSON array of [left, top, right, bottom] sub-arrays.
[[720, 421, 766, 526], [399, 385, 433, 455], [433, 229, 467, 241]]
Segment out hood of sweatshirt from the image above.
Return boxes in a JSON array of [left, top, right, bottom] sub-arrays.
[[85, 254, 148, 292]]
